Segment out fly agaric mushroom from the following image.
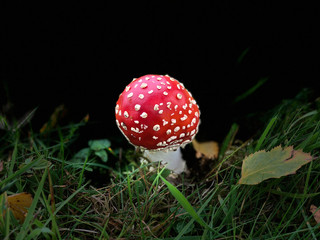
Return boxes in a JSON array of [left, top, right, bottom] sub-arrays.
[[115, 74, 200, 173]]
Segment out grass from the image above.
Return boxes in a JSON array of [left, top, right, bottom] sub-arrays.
[[0, 89, 320, 239]]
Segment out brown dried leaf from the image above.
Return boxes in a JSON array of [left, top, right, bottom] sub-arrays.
[[192, 139, 219, 159], [40, 104, 67, 133], [310, 204, 320, 225]]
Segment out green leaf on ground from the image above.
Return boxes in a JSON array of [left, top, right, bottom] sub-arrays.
[[239, 145, 313, 185], [88, 139, 111, 151], [94, 149, 108, 162]]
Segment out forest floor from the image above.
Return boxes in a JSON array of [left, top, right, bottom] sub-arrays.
[[1, 89, 320, 239]]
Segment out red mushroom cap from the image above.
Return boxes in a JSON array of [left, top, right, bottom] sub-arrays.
[[115, 74, 200, 151]]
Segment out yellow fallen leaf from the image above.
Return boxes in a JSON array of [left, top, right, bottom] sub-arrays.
[[192, 139, 219, 159], [239, 146, 313, 185], [7, 192, 33, 223]]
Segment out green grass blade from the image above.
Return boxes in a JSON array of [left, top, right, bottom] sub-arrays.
[[174, 188, 222, 240], [268, 189, 320, 199], [77, 153, 90, 189], [219, 123, 239, 160], [234, 77, 268, 103], [40, 192, 61, 240], [16, 167, 48, 240], [237, 47, 250, 64], [0, 157, 41, 189], [8, 133, 19, 176], [255, 115, 277, 152], [30, 182, 89, 239], [160, 175, 218, 235]]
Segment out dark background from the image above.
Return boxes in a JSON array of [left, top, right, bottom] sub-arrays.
[[1, 1, 319, 143]]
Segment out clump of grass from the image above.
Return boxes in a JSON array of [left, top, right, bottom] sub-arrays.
[[0, 89, 320, 239], [253, 89, 320, 153]]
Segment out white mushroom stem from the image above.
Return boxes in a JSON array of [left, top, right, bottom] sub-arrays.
[[143, 148, 186, 174]]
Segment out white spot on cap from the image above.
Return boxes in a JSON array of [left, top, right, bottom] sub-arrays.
[[180, 115, 188, 121], [139, 94, 144, 99], [140, 83, 148, 88], [177, 84, 181, 89], [163, 91, 168, 96], [140, 112, 148, 118], [177, 93, 182, 99], [127, 92, 133, 98], [134, 120, 139, 124], [152, 136, 158, 140], [148, 90, 153, 94], [162, 119, 168, 126], [167, 86, 172, 89], [179, 133, 186, 138], [166, 129, 172, 135], [167, 136, 177, 142], [171, 119, 176, 125], [157, 85, 161, 90], [157, 77, 162, 80], [154, 104, 160, 111], [159, 110, 164, 114], [125, 86, 131, 92], [195, 111, 199, 117], [157, 141, 167, 147], [135, 104, 141, 111], [174, 126, 180, 132], [124, 111, 129, 118], [131, 127, 139, 133], [153, 124, 160, 131], [121, 122, 127, 130]]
